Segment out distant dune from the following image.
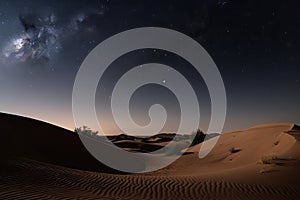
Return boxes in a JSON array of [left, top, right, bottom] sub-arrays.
[[0, 113, 299, 199]]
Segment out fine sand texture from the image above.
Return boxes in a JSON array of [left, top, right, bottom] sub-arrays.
[[0, 113, 300, 200]]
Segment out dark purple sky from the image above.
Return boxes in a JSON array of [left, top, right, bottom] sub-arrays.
[[0, 0, 299, 134]]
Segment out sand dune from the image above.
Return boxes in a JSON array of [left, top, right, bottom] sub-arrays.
[[113, 140, 165, 153], [0, 113, 300, 199], [0, 113, 120, 173], [1, 158, 299, 200]]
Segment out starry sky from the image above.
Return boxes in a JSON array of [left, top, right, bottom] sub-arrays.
[[0, 0, 299, 134]]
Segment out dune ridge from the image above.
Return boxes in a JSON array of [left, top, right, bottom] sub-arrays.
[[0, 113, 300, 199]]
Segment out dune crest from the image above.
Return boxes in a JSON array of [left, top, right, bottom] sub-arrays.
[[0, 113, 300, 200]]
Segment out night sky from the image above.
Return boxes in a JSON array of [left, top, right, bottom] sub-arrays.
[[0, 0, 299, 134]]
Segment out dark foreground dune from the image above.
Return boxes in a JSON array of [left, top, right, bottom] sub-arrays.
[[0, 113, 300, 200], [0, 113, 122, 173]]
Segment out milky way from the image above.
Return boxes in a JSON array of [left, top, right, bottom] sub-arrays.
[[1, 10, 101, 64]]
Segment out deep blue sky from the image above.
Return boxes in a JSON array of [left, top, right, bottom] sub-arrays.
[[0, 0, 299, 134]]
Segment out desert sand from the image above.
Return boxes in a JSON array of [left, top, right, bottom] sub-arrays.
[[0, 113, 299, 200]]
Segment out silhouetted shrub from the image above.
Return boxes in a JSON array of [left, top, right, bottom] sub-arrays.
[[190, 129, 206, 146], [75, 126, 98, 137]]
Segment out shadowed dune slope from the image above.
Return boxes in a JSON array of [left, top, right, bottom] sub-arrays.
[[0, 113, 121, 173]]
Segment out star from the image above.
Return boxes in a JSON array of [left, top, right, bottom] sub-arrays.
[[218, 0, 229, 6]]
